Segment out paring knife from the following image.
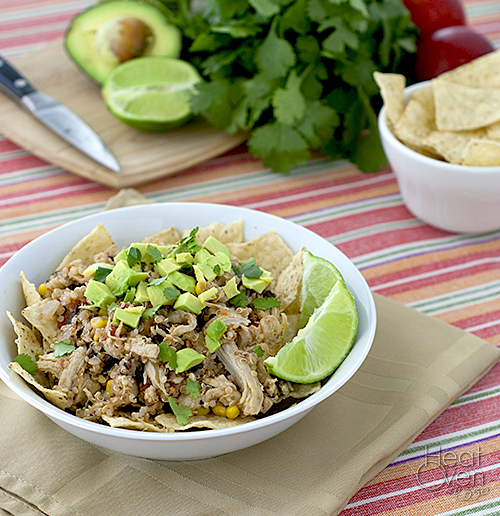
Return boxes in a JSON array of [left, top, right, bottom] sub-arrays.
[[0, 55, 121, 173]]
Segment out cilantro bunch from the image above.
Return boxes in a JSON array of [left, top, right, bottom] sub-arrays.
[[166, 0, 417, 172]]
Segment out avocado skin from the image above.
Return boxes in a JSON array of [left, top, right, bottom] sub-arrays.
[[64, 0, 182, 84]]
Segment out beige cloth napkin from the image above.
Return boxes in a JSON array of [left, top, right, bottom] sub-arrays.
[[1, 294, 499, 516]]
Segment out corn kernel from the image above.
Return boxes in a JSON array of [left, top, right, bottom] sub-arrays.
[[225, 405, 240, 419], [38, 284, 47, 296], [105, 380, 112, 393], [195, 280, 206, 295], [197, 407, 210, 416], [91, 317, 107, 329], [93, 334, 99, 341], [212, 405, 226, 417]]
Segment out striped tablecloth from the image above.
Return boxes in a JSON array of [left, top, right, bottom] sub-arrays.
[[2, 1, 500, 514]]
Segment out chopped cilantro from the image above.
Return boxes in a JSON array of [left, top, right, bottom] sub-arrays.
[[163, 286, 181, 301], [168, 396, 192, 426], [127, 246, 142, 267], [158, 342, 178, 369], [94, 266, 113, 283], [12, 353, 37, 375], [143, 305, 160, 319], [53, 339, 76, 357], [205, 319, 227, 353], [253, 345, 264, 357], [186, 378, 200, 399], [238, 263, 262, 278], [254, 297, 281, 310], [229, 290, 248, 308], [149, 276, 169, 287], [213, 264, 221, 276], [146, 244, 163, 263], [170, 227, 201, 257]]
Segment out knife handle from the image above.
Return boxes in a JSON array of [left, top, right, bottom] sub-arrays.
[[0, 55, 36, 104]]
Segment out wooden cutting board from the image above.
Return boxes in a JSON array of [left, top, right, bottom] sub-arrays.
[[0, 40, 247, 188]]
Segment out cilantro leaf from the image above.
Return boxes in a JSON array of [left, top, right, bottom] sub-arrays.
[[94, 267, 113, 283], [272, 70, 305, 126], [143, 305, 160, 319], [255, 21, 295, 79], [158, 342, 178, 369], [146, 244, 163, 263], [12, 353, 37, 375], [127, 247, 142, 268], [252, 345, 264, 357], [168, 397, 192, 426], [149, 276, 169, 287], [163, 286, 181, 301], [239, 263, 263, 278], [186, 378, 201, 399], [253, 297, 281, 309], [229, 290, 248, 308], [53, 340, 75, 357]]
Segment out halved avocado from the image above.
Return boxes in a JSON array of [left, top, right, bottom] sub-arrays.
[[64, 1, 182, 84]]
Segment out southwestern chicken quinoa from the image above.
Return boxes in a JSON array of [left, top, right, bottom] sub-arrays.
[[8, 221, 323, 431]]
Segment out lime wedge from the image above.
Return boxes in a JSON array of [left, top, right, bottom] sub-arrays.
[[299, 250, 344, 328], [265, 279, 358, 384], [102, 56, 202, 132]]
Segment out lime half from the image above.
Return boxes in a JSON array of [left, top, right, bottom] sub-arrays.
[[265, 269, 357, 384], [299, 250, 344, 328], [102, 56, 202, 132]]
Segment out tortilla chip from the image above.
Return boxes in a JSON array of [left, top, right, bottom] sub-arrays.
[[423, 129, 487, 164], [394, 98, 436, 154], [437, 49, 500, 88], [411, 84, 435, 120], [9, 361, 68, 410], [227, 231, 294, 281], [460, 138, 500, 166], [57, 223, 114, 270], [486, 121, 500, 140], [275, 247, 305, 312], [143, 226, 181, 246], [433, 80, 500, 131], [283, 313, 300, 344], [102, 415, 164, 432], [373, 72, 406, 127], [288, 382, 321, 399], [21, 299, 59, 343], [155, 413, 255, 431], [6, 311, 43, 358], [104, 188, 150, 211], [20, 271, 42, 306], [184, 220, 245, 245]]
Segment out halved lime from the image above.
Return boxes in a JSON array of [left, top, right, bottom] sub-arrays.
[[101, 56, 202, 132], [265, 279, 358, 384], [299, 250, 344, 328]]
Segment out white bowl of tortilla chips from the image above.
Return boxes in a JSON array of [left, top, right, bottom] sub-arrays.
[[376, 49, 500, 234], [0, 203, 376, 460]]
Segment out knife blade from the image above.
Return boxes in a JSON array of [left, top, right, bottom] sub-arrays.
[[0, 55, 121, 173]]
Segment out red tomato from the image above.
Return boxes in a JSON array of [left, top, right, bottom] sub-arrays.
[[403, 0, 466, 38], [415, 26, 494, 81]]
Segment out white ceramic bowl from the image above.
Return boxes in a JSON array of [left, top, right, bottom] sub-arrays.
[[0, 203, 376, 460], [378, 81, 500, 234]]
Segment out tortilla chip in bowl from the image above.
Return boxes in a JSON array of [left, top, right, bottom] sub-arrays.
[[0, 203, 375, 460], [377, 65, 500, 234]]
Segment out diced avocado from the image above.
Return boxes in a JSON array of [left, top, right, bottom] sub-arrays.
[[113, 305, 145, 328], [155, 257, 181, 276], [147, 282, 177, 306], [169, 271, 196, 294], [222, 277, 239, 299], [128, 270, 148, 286], [192, 264, 205, 283], [202, 236, 230, 258], [105, 260, 133, 296], [85, 280, 116, 309], [132, 243, 171, 262], [242, 270, 273, 294], [196, 262, 217, 282], [176, 252, 193, 264], [82, 262, 113, 277], [123, 287, 137, 303], [135, 281, 150, 303], [175, 348, 204, 373], [198, 286, 218, 304], [64, 0, 182, 84], [174, 292, 204, 314], [214, 251, 232, 273], [114, 249, 128, 263], [194, 248, 212, 264]]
